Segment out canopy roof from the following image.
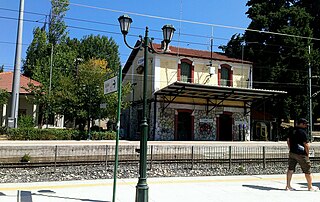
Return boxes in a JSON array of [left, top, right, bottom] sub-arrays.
[[154, 81, 286, 102]]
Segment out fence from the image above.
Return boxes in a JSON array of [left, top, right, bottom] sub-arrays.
[[1, 144, 319, 170]]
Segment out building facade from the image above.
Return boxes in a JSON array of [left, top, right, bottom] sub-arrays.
[[0, 72, 40, 127], [121, 44, 285, 141]]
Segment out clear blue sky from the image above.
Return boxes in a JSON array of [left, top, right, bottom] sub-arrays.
[[0, 0, 251, 72]]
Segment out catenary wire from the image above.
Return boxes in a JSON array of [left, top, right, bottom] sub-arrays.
[[63, 1, 320, 41]]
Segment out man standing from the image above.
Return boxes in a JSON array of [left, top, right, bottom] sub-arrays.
[[286, 118, 318, 191]]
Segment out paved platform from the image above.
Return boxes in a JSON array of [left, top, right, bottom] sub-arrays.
[[0, 173, 319, 202]]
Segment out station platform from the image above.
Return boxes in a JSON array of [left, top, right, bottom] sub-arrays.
[[0, 173, 319, 202]]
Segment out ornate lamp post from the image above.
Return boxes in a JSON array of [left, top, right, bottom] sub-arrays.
[[118, 15, 175, 202]]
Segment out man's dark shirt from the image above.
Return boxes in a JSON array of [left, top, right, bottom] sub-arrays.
[[288, 126, 308, 155]]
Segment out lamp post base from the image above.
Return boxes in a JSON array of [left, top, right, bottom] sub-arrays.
[[135, 183, 149, 202]]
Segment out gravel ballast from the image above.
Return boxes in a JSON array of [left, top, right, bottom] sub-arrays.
[[1, 162, 320, 183]]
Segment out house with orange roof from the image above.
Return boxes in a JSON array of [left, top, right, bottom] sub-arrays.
[[121, 43, 286, 141], [0, 72, 40, 127]]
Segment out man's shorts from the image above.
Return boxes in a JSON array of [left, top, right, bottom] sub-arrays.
[[288, 152, 311, 174]]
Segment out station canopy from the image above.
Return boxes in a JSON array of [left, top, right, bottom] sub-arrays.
[[154, 81, 287, 102]]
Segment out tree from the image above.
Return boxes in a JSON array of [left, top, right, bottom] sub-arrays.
[[54, 58, 130, 130], [219, 34, 244, 60], [245, 0, 315, 121], [23, 27, 49, 78], [22, 0, 129, 129], [48, 0, 69, 45], [221, 0, 317, 122], [299, 0, 320, 49], [78, 35, 121, 73]]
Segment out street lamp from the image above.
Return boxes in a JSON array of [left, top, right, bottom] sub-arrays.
[[118, 14, 175, 202]]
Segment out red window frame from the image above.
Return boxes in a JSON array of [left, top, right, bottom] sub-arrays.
[[177, 58, 194, 83], [218, 64, 233, 87]]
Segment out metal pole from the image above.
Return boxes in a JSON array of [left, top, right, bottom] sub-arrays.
[[308, 45, 313, 141], [136, 27, 149, 202], [112, 65, 122, 202], [262, 146, 266, 169], [10, 0, 24, 128], [49, 44, 53, 95], [54, 145, 57, 173], [87, 87, 91, 140], [46, 44, 53, 128]]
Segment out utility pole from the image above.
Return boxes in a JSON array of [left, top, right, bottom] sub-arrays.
[[9, 0, 25, 128]]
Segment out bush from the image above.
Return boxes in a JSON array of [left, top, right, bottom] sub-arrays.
[[91, 131, 116, 140], [5, 128, 116, 141], [18, 115, 34, 128]]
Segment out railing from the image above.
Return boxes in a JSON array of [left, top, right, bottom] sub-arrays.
[[0, 145, 318, 170]]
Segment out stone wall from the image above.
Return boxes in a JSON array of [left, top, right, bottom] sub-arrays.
[[193, 110, 216, 141], [154, 107, 175, 140], [124, 102, 250, 141]]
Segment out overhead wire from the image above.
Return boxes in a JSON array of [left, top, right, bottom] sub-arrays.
[[0, 7, 230, 41], [1, 4, 316, 66], [0, 3, 318, 82], [0, 14, 223, 50], [0, 8, 308, 51], [64, 1, 320, 41]]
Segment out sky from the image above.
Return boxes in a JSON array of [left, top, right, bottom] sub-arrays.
[[0, 0, 251, 72]]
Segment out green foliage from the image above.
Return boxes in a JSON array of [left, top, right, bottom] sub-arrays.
[[18, 115, 35, 128], [222, 0, 320, 123], [0, 126, 8, 135], [22, 1, 129, 129], [78, 35, 121, 73], [20, 153, 31, 162], [238, 165, 245, 173], [91, 131, 116, 140], [0, 89, 9, 105], [0, 72, 9, 105], [5, 128, 115, 141], [49, 0, 69, 45], [219, 34, 244, 59]]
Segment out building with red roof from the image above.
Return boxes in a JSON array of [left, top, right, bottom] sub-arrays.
[[121, 43, 286, 141], [0, 72, 41, 127]]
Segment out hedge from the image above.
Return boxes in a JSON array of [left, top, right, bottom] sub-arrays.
[[5, 128, 116, 141]]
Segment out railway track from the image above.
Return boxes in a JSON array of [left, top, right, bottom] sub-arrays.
[[2, 156, 320, 169]]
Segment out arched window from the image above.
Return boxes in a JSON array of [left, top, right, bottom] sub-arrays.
[[218, 64, 233, 87], [181, 62, 191, 82], [178, 59, 194, 83]]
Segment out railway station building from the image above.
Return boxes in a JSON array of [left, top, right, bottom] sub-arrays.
[[121, 43, 286, 141]]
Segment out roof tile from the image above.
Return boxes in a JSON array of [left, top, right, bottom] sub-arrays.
[[0, 72, 41, 94]]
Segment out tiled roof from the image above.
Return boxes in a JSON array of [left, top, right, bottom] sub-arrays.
[[0, 72, 41, 94], [122, 42, 252, 77], [152, 43, 252, 64]]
